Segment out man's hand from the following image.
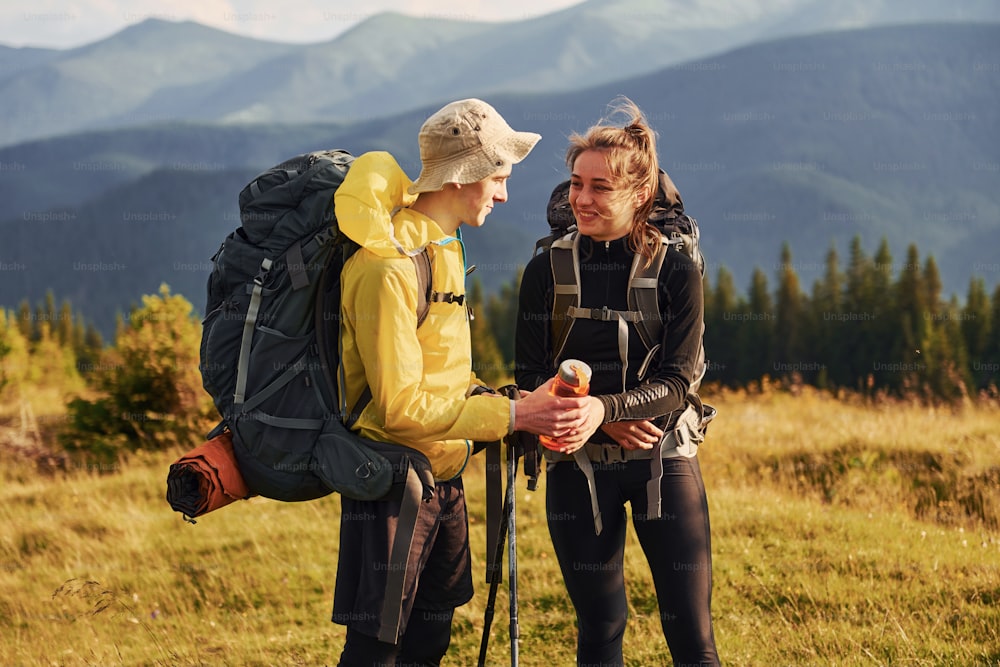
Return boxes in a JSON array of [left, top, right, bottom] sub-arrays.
[[512, 378, 592, 438]]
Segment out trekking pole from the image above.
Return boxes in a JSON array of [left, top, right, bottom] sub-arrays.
[[477, 481, 510, 667], [506, 437, 520, 666], [479, 384, 526, 667], [477, 438, 521, 667]]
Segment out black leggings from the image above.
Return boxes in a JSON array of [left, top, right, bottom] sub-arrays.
[[546, 456, 719, 666], [338, 607, 454, 667]]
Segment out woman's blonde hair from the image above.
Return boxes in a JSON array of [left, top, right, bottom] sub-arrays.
[[566, 97, 662, 265]]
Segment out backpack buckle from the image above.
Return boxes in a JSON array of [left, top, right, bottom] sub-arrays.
[[589, 306, 614, 321], [254, 257, 273, 285], [431, 291, 465, 306], [600, 444, 627, 464]]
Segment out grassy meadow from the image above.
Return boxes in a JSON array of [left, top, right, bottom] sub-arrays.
[[2, 387, 999, 666]]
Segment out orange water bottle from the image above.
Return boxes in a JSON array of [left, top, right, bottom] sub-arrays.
[[539, 359, 592, 450]]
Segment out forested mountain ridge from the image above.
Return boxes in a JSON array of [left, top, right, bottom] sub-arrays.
[[0, 22, 998, 334]]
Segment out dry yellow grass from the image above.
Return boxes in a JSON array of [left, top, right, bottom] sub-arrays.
[[2, 388, 999, 666]]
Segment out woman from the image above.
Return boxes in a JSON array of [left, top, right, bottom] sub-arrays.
[[515, 98, 720, 666]]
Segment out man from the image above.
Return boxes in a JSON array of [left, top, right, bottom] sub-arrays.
[[332, 98, 592, 666]]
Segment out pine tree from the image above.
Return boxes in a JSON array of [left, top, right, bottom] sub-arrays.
[[74, 314, 105, 376], [872, 238, 894, 296], [773, 243, 807, 382], [741, 267, 774, 384], [0, 309, 31, 398], [17, 300, 33, 341], [922, 256, 943, 316], [892, 244, 926, 395], [870, 238, 897, 392], [843, 236, 879, 393], [468, 279, 506, 386], [36, 290, 57, 339], [985, 284, 1000, 392], [920, 295, 970, 403], [704, 266, 739, 386], [484, 271, 522, 371], [701, 273, 716, 381], [962, 277, 992, 390], [809, 244, 844, 388], [57, 300, 74, 347], [917, 256, 964, 400], [0, 311, 8, 372], [25, 309, 83, 395], [72, 313, 86, 356], [945, 295, 972, 398]]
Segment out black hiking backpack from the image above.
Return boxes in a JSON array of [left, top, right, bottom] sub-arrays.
[[199, 149, 435, 504]]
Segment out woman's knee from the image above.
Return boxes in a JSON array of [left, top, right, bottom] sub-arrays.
[[576, 602, 628, 645]]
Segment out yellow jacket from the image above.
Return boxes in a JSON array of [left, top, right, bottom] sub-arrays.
[[334, 151, 511, 480]]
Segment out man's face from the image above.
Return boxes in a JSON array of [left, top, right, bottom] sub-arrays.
[[455, 165, 512, 228]]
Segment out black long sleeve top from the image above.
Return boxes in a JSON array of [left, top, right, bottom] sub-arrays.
[[515, 234, 704, 445]]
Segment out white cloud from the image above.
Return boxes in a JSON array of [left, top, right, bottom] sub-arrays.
[[0, 0, 584, 49]]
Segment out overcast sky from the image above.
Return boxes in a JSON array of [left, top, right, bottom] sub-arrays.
[[0, 0, 586, 49]]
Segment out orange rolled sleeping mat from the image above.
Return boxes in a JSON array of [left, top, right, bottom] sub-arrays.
[[166, 432, 252, 522]]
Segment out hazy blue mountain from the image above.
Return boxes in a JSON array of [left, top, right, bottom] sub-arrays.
[[0, 122, 355, 214], [0, 20, 296, 146], [1, 23, 998, 335], [0, 44, 59, 79], [2, 0, 998, 147]]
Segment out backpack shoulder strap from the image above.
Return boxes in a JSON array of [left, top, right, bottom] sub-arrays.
[[632, 236, 709, 392], [549, 232, 580, 361], [412, 247, 433, 327], [629, 236, 669, 350]]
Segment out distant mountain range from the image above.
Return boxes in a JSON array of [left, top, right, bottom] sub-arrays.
[[1, 0, 998, 146], [1, 19, 999, 336]]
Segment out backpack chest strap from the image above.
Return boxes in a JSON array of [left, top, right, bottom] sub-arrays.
[[565, 305, 644, 323], [564, 304, 632, 390]]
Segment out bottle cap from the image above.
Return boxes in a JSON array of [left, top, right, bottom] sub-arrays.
[[558, 359, 592, 387]]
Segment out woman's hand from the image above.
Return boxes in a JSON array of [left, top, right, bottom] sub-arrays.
[[542, 396, 606, 455], [600, 419, 662, 450]]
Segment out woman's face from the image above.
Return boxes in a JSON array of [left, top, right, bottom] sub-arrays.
[[568, 150, 635, 242]]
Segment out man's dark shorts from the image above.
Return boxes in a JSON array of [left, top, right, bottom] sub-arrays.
[[332, 477, 474, 639]]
